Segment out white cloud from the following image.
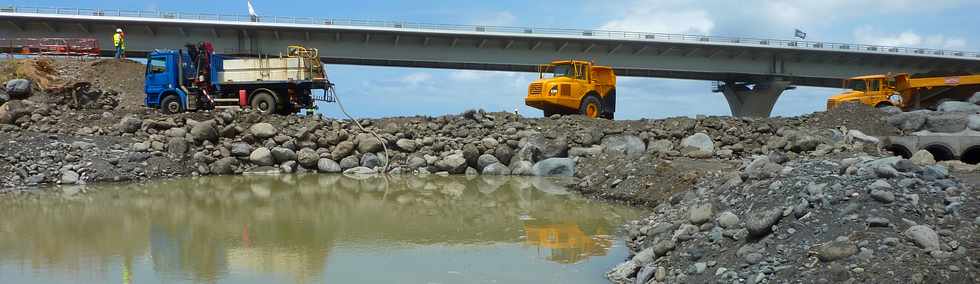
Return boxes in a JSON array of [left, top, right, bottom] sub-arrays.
[[854, 26, 968, 49], [598, 0, 714, 34], [398, 72, 433, 86], [472, 11, 517, 27]]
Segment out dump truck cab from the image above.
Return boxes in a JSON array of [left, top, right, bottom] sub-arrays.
[[827, 75, 897, 110], [526, 60, 616, 119], [144, 49, 197, 112]]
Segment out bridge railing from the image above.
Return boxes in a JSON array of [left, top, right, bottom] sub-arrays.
[[3, 5, 979, 59]]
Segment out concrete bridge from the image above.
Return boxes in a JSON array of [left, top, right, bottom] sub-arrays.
[[2, 6, 980, 117]]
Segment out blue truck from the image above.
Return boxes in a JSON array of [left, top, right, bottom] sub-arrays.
[[144, 43, 333, 115]]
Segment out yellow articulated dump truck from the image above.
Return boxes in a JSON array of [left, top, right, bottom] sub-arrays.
[[827, 73, 980, 111], [526, 60, 616, 119]]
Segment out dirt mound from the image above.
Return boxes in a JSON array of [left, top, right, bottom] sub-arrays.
[[0, 58, 59, 90], [70, 59, 146, 111], [804, 103, 900, 136]]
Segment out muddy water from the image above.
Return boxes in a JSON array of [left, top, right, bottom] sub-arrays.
[[0, 175, 644, 283]]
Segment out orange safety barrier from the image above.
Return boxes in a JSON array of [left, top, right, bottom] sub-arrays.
[[1, 38, 101, 57]]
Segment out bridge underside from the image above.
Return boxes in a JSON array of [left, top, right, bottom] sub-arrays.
[[2, 13, 979, 117]]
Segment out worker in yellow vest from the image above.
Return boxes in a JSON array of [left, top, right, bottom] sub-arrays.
[[113, 28, 126, 59]]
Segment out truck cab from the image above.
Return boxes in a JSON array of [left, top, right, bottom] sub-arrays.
[[145, 50, 198, 114], [827, 75, 897, 110], [526, 60, 616, 119]]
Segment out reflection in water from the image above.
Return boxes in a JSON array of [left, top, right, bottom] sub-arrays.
[[0, 175, 642, 284]]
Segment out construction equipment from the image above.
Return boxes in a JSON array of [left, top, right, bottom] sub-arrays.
[[827, 73, 980, 111], [144, 42, 334, 115], [525, 60, 616, 119], [1, 38, 100, 57]]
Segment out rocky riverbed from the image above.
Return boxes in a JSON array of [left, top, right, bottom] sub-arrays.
[[0, 58, 978, 283]]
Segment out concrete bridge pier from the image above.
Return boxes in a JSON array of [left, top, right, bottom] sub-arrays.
[[719, 80, 794, 117]]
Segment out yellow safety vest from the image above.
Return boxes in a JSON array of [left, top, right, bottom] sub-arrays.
[[113, 33, 125, 49]]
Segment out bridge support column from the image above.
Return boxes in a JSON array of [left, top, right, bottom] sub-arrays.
[[719, 80, 793, 117]]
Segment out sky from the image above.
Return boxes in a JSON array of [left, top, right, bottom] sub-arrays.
[[12, 0, 980, 119]]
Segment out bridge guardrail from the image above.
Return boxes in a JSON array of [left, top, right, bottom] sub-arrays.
[[3, 5, 979, 59]]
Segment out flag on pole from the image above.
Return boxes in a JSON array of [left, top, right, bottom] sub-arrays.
[[794, 29, 807, 40], [247, 0, 258, 17]]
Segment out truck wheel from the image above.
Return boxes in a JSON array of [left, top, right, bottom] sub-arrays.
[[579, 95, 603, 119], [251, 92, 277, 114], [160, 95, 183, 114]]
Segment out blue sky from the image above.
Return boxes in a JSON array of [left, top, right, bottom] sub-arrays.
[[12, 0, 980, 119]]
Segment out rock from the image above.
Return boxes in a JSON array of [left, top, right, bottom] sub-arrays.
[[744, 157, 783, 180], [357, 133, 384, 153], [531, 158, 576, 177], [166, 138, 188, 157], [60, 170, 79, 184], [230, 143, 253, 157], [462, 144, 481, 166], [482, 163, 511, 175], [569, 146, 604, 157], [343, 166, 378, 176], [249, 123, 277, 138], [693, 262, 707, 274], [878, 106, 903, 114], [635, 265, 656, 284], [870, 190, 896, 203], [970, 93, 980, 104], [117, 116, 142, 133], [0, 100, 33, 124], [210, 157, 239, 175], [4, 79, 31, 98], [925, 112, 968, 133], [606, 261, 640, 284], [437, 154, 468, 174], [511, 161, 534, 176], [477, 154, 500, 170], [968, 115, 980, 131], [270, 147, 297, 163], [132, 142, 150, 152], [921, 165, 949, 180], [494, 145, 513, 165], [317, 158, 342, 173], [601, 135, 646, 157], [244, 166, 282, 176], [904, 225, 941, 251], [633, 247, 656, 264], [937, 101, 980, 113], [816, 240, 858, 262], [395, 139, 418, 152], [689, 203, 714, 225], [360, 152, 381, 168], [867, 217, 891, 227], [647, 139, 674, 154], [293, 148, 317, 168], [874, 165, 899, 178], [339, 156, 360, 169], [745, 209, 783, 238], [974, 216, 980, 226], [868, 179, 893, 191], [681, 133, 714, 154], [847, 130, 880, 144], [332, 141, 356, 159], [190, 121, 218, 143], [249, 148, 275, 166], [887, 111, 928, 131], [653, 239, 677, 257], [717, 212, 740, 229], [910, 150, 936, 166]]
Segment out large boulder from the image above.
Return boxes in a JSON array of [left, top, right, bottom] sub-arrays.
[[230, 143, 253, 157], [332, 141, 355, 159], [297, 148, 319, 168], [531, 158, 576, 177], [601, 135, 646, 158], [903, 225, 940, 251], [510, 161, 534, 176], [519, 134, 568, 162], [4, 79, 31, 99], [190, 121, 218, 143], [395, 139, 418, 152], [317, 158, 342, 173], [117, 116, 142, 133], [210, 157, 239, 175], [0, 100, 33, 124], [846, 130, 880, 144], [477, 154, 501, 170], [680, 133, 715, 153], [887, 111, 929, 131], [968, 115, 980, 131], [360, 152, 381, 168], [250, 123, 277, 139], [271, 147, 297, 163], [356, 133, 384, 153], [937, 101, 980, 113], [969, 93, 980, 104], [249, 148, 275, 166], [911, 150, 936, 166], [437, 154, 468, 174], [925, 112, 968, 133], [647, 139, 674, 154], [482, 163, 512, 175]]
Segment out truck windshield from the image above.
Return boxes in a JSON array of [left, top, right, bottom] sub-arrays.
[[846, 80, 867, 92], [550, 64, 573, 78]]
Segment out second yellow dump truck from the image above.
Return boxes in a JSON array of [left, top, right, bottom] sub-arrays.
[[526, 60, 616, 119], [828, 73, 980, 111]]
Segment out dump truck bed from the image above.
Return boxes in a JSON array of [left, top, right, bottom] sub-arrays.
[[216, 57, 322, 83]]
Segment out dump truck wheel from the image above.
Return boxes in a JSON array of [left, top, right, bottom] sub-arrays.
[[251, 92, 277, 115], [160, 95, 183, 114], [580, 95, 603, 119]]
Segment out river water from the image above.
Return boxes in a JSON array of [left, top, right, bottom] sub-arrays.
[[0, 174, 643, 284]]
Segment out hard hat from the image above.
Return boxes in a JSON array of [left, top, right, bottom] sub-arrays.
[[116, 28, 123, 33]]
